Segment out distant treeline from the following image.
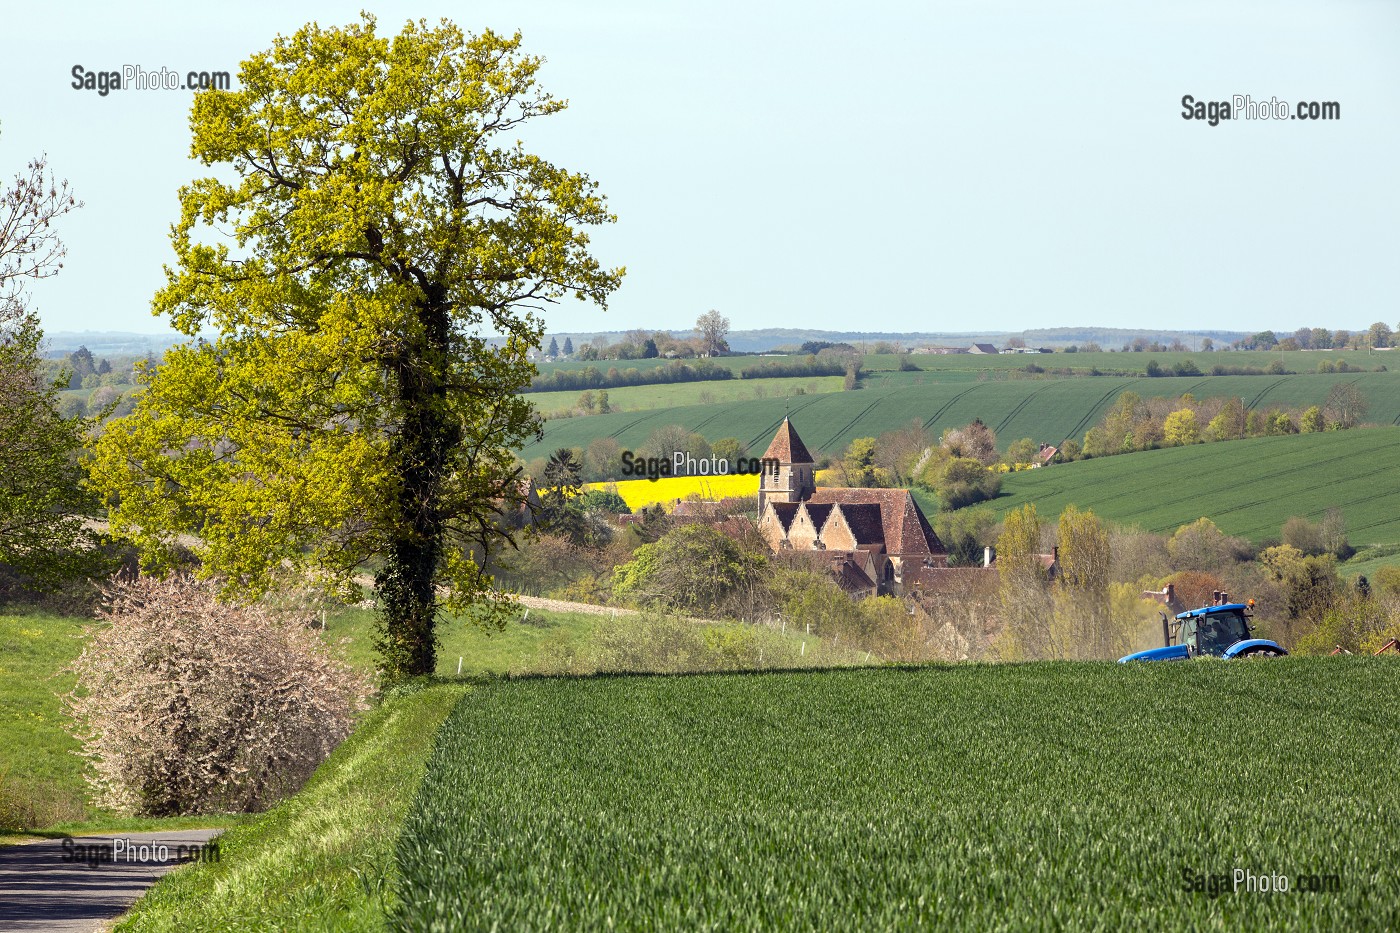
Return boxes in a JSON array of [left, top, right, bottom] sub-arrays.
[[1014, 357, 1382, 379], [526, 359, 732, 393], [1142, 358, 1376, 378], [738, 357, 849, 380], [525, 356, 848, 393]]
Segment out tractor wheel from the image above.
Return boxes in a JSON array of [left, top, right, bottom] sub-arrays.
[[1234, 647, 1286, 659]]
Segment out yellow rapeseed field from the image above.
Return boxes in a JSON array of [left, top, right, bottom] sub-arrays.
[[585, 473, 760, 511]]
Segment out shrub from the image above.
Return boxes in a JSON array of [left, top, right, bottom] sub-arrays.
[[1294, 593, 1392, 656], [926, 457, 1002, 510], [65, 575, 369, 816], [1163, 570, 1226, 610], [612, 524, 768, 616], [1167, 518, 1252, 571], [1281, 516, 1326, 556]]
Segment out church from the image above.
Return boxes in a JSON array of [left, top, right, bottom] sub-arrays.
[[755, 418, 948, 597]]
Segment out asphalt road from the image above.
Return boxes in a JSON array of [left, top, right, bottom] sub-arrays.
[[0, 829, 222, 933]]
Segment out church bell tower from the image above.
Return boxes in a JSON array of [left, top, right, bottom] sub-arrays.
[[757, 417, 816, 514]]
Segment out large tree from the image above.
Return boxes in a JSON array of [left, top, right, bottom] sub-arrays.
[[0, 140, 99, 590], [1324, 381, 1368, 429], [91, 18, 623, 678], [695, 309, 729, 357], [1050, 505, 1113, 659], [994, 504, 1049, 660]]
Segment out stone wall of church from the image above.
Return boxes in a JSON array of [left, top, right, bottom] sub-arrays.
[[786, 508, 822, 550], [757, 511, 789, 550], [819, 510, 857, 552]]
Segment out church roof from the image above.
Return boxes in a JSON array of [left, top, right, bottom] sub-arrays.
[[834, 502, 886, 547], [807, 487, 943, 556], [800, 503, 834, 532], [769, 501, 801, 533], [761, 417, 814, 464]]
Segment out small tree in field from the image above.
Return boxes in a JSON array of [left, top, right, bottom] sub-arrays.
[[65, 575, 368, 816], [1162, 409, 1199, 446], [1325, 382, 1367, 429]]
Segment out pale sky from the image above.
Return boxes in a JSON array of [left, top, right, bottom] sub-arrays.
[[1, 0, 1396, 338]]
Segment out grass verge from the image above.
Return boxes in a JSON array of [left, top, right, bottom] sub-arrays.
[[0, 609, 94, 828], [115, 682, 468, 932]]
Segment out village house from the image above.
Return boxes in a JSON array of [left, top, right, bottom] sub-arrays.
[[755, 418, 949, 596]]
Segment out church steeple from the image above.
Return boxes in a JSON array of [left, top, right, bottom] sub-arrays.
[[758, 417, 816, 513]]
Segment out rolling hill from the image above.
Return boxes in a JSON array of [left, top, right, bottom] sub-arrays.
[[965, 427, 1400, 544], [520, 371, 1400, 463]]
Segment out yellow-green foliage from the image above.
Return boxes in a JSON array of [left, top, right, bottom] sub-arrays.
[[87, 18, 623, 678]]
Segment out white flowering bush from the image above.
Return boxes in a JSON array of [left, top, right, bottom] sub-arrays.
[[65, 574, 369, 816]]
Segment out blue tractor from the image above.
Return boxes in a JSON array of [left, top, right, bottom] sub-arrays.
[[1118, 593, 1288, 663]]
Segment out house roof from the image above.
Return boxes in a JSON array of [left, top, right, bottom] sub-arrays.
[[714, 517, 756, 540], [970, 343, 999, 354], [827, 552, 876, 594], [806, 487, 943, 555], [761, 417, 814, 464], [904, 565, 996, 592]]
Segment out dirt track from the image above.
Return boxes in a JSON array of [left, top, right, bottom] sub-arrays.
[[511, 594, 640, 617]]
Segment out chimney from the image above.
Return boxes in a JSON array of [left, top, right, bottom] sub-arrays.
[[1052, 545, 1059, 563], [984, 546, 994, 568], [1212, 590, 1222, 605], [1165, 583, 1175, 605]]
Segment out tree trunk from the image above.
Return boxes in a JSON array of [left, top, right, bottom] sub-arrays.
[[375, 288, 459, 679]]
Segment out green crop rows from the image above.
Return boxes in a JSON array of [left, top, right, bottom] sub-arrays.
[[392, 662, 1398, 930], [519, 371, 1400, 461], [972, 427, 1400, 544]]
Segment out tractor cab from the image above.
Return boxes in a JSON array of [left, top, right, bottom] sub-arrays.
[[1180, 607, 1252, 658], [1118, 591, 1288, 662]]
